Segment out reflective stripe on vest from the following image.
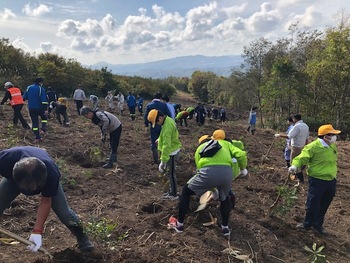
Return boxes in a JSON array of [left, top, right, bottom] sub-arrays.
[[8, 87, 24, 106]]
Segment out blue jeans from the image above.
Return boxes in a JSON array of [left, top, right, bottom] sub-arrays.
[[0, 178, 81, 227]]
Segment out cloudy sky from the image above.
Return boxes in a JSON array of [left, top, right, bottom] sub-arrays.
[[0, 0, 349, 66]]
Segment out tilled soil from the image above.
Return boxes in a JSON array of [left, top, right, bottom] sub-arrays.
[[0, 93, 349, 263]]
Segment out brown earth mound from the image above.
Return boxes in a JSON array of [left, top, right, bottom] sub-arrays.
[[0, 92, 349, 263]]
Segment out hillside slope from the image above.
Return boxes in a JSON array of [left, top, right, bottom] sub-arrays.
[[0, 94, 349, 263]]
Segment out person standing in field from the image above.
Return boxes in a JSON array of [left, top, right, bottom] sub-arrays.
[[23, 78, 48, 143], [289, 124, 340, 235], [73, 84, 86, 115], [105, 91, 115, 112], [114, 92, 125, 115], [247, 106, 258, 135], [144, 92, 171, 165], [1, 81, 30, 129], [275, 114, 309, 183]]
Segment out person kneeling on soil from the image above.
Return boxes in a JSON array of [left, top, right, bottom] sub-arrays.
[[81, 107, 122, 169], [167, 129, 247, 236], [0, 146, 94, 252]]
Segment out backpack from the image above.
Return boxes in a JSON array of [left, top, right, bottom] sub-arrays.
[[199, 140, 222, 158]]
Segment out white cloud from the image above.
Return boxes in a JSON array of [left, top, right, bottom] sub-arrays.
[[293, 6, 324, 28], [11, 37, 31, 53], [40, 42, 53, 52], [1, 0, 348, 65], [22, 4, 52, 17], [183, 2, 219, 40], [222, 3, 248, 17], [246, 2, 282, 32], [0, 8, 16, 20]]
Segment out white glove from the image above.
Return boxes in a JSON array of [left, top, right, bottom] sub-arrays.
[[239, 169, 248, 176], [274, 134, 280, 138], [158, 161, 167, 173], [27, 233, 42, 252], [288, 165, 297, 174]]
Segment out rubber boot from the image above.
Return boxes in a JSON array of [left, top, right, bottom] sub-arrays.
[[103, 154, 116, 168], [67, 225, 94, 252], [152, 148, 159, 164]]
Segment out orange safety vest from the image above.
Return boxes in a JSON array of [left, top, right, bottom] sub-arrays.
[[8, 87, 24, 106]]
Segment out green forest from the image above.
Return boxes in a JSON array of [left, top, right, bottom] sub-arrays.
[[1, 20, 350, 134]]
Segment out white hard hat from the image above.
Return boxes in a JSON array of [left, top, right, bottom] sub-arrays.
[[4, 81, 13, 88]]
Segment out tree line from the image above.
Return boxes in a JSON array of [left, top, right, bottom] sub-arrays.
[[1, 14, 350, 134]]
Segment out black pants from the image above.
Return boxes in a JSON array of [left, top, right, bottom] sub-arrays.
[[110, 125, 122, 157], [29, 108, 47, 139], [75, 100, 83, 115], [12, 104, 29, 128], [304, 177, 336, 230]]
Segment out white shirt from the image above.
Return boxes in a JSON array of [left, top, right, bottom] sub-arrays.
[[287, 120, 309, 147], [115, 94, 124, 103]]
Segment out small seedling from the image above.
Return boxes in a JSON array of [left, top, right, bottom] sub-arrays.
[[85, 217, 129, 249], [304, 243, 328, 263], [271, 185, 298, 216]]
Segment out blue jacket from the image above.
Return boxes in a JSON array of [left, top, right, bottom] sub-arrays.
[[127, 95, 136, 107], [144, 99, 171, 128], [23, 83, 48, 110]]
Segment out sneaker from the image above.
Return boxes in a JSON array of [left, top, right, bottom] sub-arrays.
[[162, 192, 179, 200], [102, 162, 114, 169], [221, 226, 231, 236], [167, 216, 184, 233]]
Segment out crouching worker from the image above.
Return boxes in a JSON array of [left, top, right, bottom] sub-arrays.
[[81, 107, 122, 169], [0, 146, 94, 252], [49, 100, 69, 126], [168, 130, 247, 236]]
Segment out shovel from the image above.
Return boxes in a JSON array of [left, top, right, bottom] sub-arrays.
[[0, 226, 53, 259], [261, 137, 277, 164], [195, 191, 214, 212], [195, 174, 242, 212]]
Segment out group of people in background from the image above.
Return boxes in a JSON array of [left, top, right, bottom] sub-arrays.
[[0, 78, 342, 255]]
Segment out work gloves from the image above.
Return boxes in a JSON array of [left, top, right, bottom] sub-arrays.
[[28, 233, 42, 252], [158, 161, 167, 173], [274, 134, 280, 138], [239, 169, 248, 177], [288, 165, 298, 174]]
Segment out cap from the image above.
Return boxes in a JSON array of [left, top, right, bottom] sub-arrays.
[[147, 109, 158, 128], [318, 124, 341, 136], [212, 129, 225, 140], [198, 135, 210, 144], [4, 81, 13, 88]]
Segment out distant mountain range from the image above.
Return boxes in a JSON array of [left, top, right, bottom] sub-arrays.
[[90, 55, 243, 78]]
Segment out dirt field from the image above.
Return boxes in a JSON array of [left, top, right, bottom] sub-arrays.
[[0, 92, 349, 263]]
